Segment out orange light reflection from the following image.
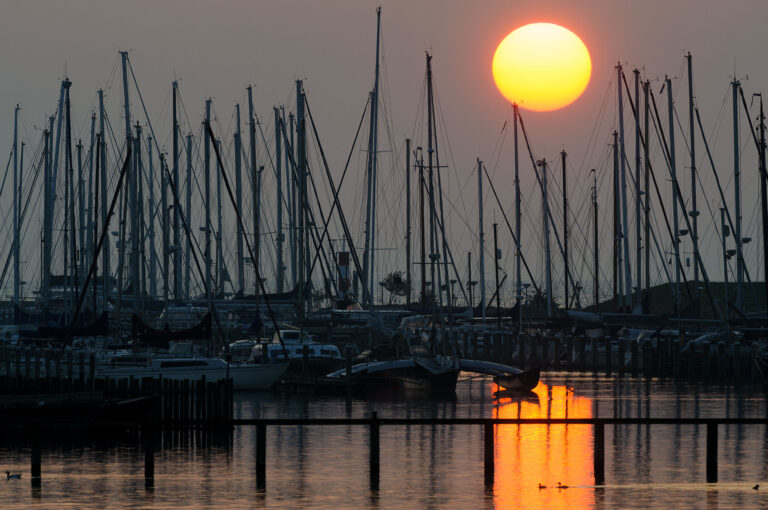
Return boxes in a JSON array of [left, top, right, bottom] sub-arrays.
[[492, 381, 594, 510]]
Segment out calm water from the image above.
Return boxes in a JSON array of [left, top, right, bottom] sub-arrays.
[[3, 373, 768, 509]]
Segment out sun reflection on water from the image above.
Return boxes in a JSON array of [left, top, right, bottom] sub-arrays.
[[492, 381, 595, 510]]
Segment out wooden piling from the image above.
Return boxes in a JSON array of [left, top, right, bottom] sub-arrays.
[[370, 412, 380, 490], [579, 337, 587, 372], [605, 338, 612, 375], [144, 424, 154, 484], [593, 421, 605, 485], [567, 336, 574, 367], [630, 341, 638, 376], [717, 342, 726, 381], [591, 337, 599, 374], [688, 340, 696, 380], [256, 422, 267, 490], [31, 433, 41, 480], [484, 422, 494, 486], [672, 338, 681, 379], [554, 336, 561, 369], [618, 339, 626, 376], [706, 422, 717, 483], [542, 336, 550, 369]]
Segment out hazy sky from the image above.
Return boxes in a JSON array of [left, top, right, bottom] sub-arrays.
[[1, 0, 767, 302]]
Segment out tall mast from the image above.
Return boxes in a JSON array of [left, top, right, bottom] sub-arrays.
[[132, 123, 142, 314], [540, 158, 552, 318], [667, 75, 681, 315], [426, 53, 437, 314], [172, 81, 181, 302], [86, 112, 95, 297], [687, 54, 700, 303], [592, 170, 599, 310], [77, 139, 85, 289], [296, 80, 306, 319], [185, 133, 192, 299], [732, 79, 744, 312], [493, 222, 501, 327], [204, 99, 212, 310], [216, 138, 224, 296], [634, 69, 642, 306], [758, 94, 768, 310], [148, 137, 157, 300], [161, 151, 169, 308], [405, 138, 412, 306], [42, 122, 51, 310], [643, 81, 651, 296], [419, 150, 426, 308], [235, 105, 245, 295], [514, 105, 522, 331], [12, 105, 19, 305], [561, 150, 569, 309], [98, 90, 110, 310], [274, 107, 284, 294], [477, 158, 486, 323], [721, 208, 729, 317], [51, 80, 68, 224], [617, 63, 632, 311], [247, 86, 259, 301], [289, 111, 297, 290], [369, 7, 382, 308], [612, 131, 619, 310]]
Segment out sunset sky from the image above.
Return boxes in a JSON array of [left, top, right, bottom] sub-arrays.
[[1, 0, 766, 300]]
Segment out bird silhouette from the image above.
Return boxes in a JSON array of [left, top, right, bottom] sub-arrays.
[[538, 483, 546, 489], [6, 471, 21, 480], [557, 482, 569, 489], [753, 484, 759, 491]]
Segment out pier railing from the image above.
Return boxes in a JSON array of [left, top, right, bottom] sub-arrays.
[[3, 415, 766, 489]]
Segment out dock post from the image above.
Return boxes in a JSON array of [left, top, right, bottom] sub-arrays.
[[567, 335, 574, 366], [605, 338, 612, 375], [370, 412, 380, 490], [591, 337, 598, 373], [593, 421, 605, 485], [630, 341, 638, 376], [31, 432, 41, 482], [554, 335, 561, 369], [688, 340, 697, 380], [89, 352, 96, 389], [484, 422, 494, 486], [472, 333, 478, 360], [256, 422, 267, 490], [302, 345, 309, 374], [618, 339, 626, 376], [642, 341, 651, 378], [542, 336, 549, 369], [732, 340, 742, 381], [672, 338, 681, 378], [717, 342, 726, 381], [345, 345, 353, 377], [703, 342, 712, 381], [78, 352, 85, 389], [706, 422, 717, 483], [144, 423, 154, 487], [463, 333, 469, 359], [579, 337, 587, 372]]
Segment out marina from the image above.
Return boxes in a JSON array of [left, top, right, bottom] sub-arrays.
[[1, 1, 768, 508]]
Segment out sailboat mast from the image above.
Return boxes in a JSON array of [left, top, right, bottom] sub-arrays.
[[148, 137, 157, 300], [235, 105, 244, 295], [666, 75, 681, 315], [617, 63, 632, 311], [732, 79, 744, 312], [758, 95, 768, 309], [368, 7, 382, 309], [593, 170, 599, 309], [274, 107, 284, 294], [612, 131, 619, 310], [687, 54, 700, 300], [406, 138, 412, 306], [204, 99, 212, 310], [172, 81, 181, 302], [634, 69, 642, 306], [514, 105, 522, 330], [185, 133, 192, 300], [419, 151, 426, 308], [98, 90, 109, 310], [12, 105, 19, 305], [541, 159, 552, 318], [86, 113, 95, 296], [477, 158, 486, 323], [643, 80, 651, 295], [216, 138, 224, 296], [561, 150, 569, 309], [247, 86, 259, 301], [493, 222, 501, 327], [296, 80, 306, 319]]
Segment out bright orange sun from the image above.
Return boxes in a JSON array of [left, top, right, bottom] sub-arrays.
[[492, 23, 591, 112]]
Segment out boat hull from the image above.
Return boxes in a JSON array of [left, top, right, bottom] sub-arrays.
[[492, 367, 540, 392]]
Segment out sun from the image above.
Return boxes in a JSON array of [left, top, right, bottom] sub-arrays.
[[492, 23, 591, 112]]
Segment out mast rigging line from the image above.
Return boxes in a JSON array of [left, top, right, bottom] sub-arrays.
[[482, 164, 540, 295], [619, 72, 694, 302], [206, 122, 287, 351], [517, 112, 579, 296]]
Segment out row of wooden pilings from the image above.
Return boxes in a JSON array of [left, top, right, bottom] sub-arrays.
[[9, 416, 758, 489], [449, 331, 763, 381], [0, 347, 98, 391]]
